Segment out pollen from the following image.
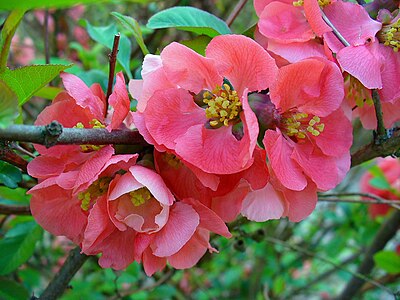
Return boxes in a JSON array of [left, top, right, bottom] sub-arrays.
[[163, 153, 182, 169], [293, 0, 330, 7], [377, 18, 400, 52], [282, 112, 324, 139], [203, 84, 242, 128], [130, 187, 152, 207], [74, 119, 106, 152], [78, 176, 112, 211]]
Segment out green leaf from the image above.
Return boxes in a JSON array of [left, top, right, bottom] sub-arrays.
[[0, 278, 29, 300], [147, 6, 231, 38], [0, 80, 19, 128], [0, 186, 30, 204], [0, 161, 22, 189], [111, 12, 150, 56], [0, 65, 71, 105], [0, 10, 26, 71], [374, 251, 400, 274], [33, 86, 63, 100], [0, 222, 43, 275], [368, 165, 392, 190], [85, 21, 133, 78], [0, 0, 155, 10], [181, 35, 212, 56]]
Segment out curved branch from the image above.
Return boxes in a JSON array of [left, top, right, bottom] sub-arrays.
[[0, 203, 31, 215], [38, 247, 89, 300], [336, 210, 400, 299], [0, 122, 147, 148]]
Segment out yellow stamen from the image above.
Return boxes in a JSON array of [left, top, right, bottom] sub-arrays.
[[73, 119, 106, 152], [282, 112, 325, 140], [130, 187, 152, 207], [78, 176, 112, 211], [377, 19, 400, 52], [203, 83, 242, 128]]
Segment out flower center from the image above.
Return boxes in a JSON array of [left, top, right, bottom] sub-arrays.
[[377, 19, 400, 52], [78, 176, 112, 211], [293, 0, 331, 8], [345, 75, 373, 108], [129, 187, 152, 207], [281, 112, 325, 140], [163, 152, 182, 169], [203, 83, 242, 128], [74, 119, 106, 152]]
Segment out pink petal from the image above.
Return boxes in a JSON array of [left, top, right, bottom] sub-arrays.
[[258, 2, 314, 44], [376, 44, 400, 103], [133, 233, 153, 262], [107, 72, 130, 130], [337, 44, 384, 89], [30, 184, 87, 244], [291, 142, 339, 191], [303, 0, 332, 36], [161, 42, 222, 93], [168, 230, 209, 269], [107, 171, 143, 201], [270, 58, 344, 116], [254, 0, 294, 16], [129, 165, 175, 206], [241, 183, 286, 221], [142, 247, 167, 276], [263, 129, 307, 191], [96, 228, 136, 270], [144, 88, 206, 150], [60, 72, 104, 119], [314, 109, 353, 157], [82, 195, 115, 253], [206, 34, 278, 94], [284, 183, 318, 222], [182, 198, 231, 238], [323, 1, 382, 52], [267, 39, 326, 63], [151, 202, 199, 257]]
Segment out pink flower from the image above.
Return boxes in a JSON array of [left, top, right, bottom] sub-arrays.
[[81, 165, 231, 275], [360, 157, 400, 218], [241, 57, 351, 222], [132, 35, 278, 174]]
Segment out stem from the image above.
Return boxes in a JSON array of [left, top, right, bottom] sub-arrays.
[[321, 10, 350, 47], [336, 210, 400, 299], [0, 122, 147, 148], [372, 89, 387, 143], [351, 129, 400, 166], [319, 198, 400, 210], [226, 0, 249, 27], [39, 247, 89, 300], [44, 10, 50, 65], [105, 33, 121, 116], [0, 203, 31, 215], [0, 141, 28, 172]]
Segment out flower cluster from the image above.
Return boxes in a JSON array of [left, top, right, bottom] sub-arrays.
[[27, 0, 399, 275]]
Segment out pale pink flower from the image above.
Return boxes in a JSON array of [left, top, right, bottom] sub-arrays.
[[132, 35, 278, 175]]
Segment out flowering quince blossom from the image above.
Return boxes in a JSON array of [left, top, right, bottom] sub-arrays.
[[241, 58, 353, 222], [253, 0, 332, 65], [360, 157, 400, 218], [132, 34, 278, 175], [304, 0, 400, 128]]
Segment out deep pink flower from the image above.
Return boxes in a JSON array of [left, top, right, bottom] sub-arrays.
[[132, 35, 278, 175], [360, 157, 400, 218], [261, 58, 352, 192]]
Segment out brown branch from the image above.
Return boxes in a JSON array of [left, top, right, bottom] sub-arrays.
[[0, 122, 147, 148], [336, 210, 400, 299], [372, 89, 388, 143], [360, 274, 400, 294], [226, 0, 248, 27], [0, 203, 31, 215], [351, 129, 400, 166], [38, 247, 89, 300], [106, 33, 121, 116], [0, 141, 28, 172]]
